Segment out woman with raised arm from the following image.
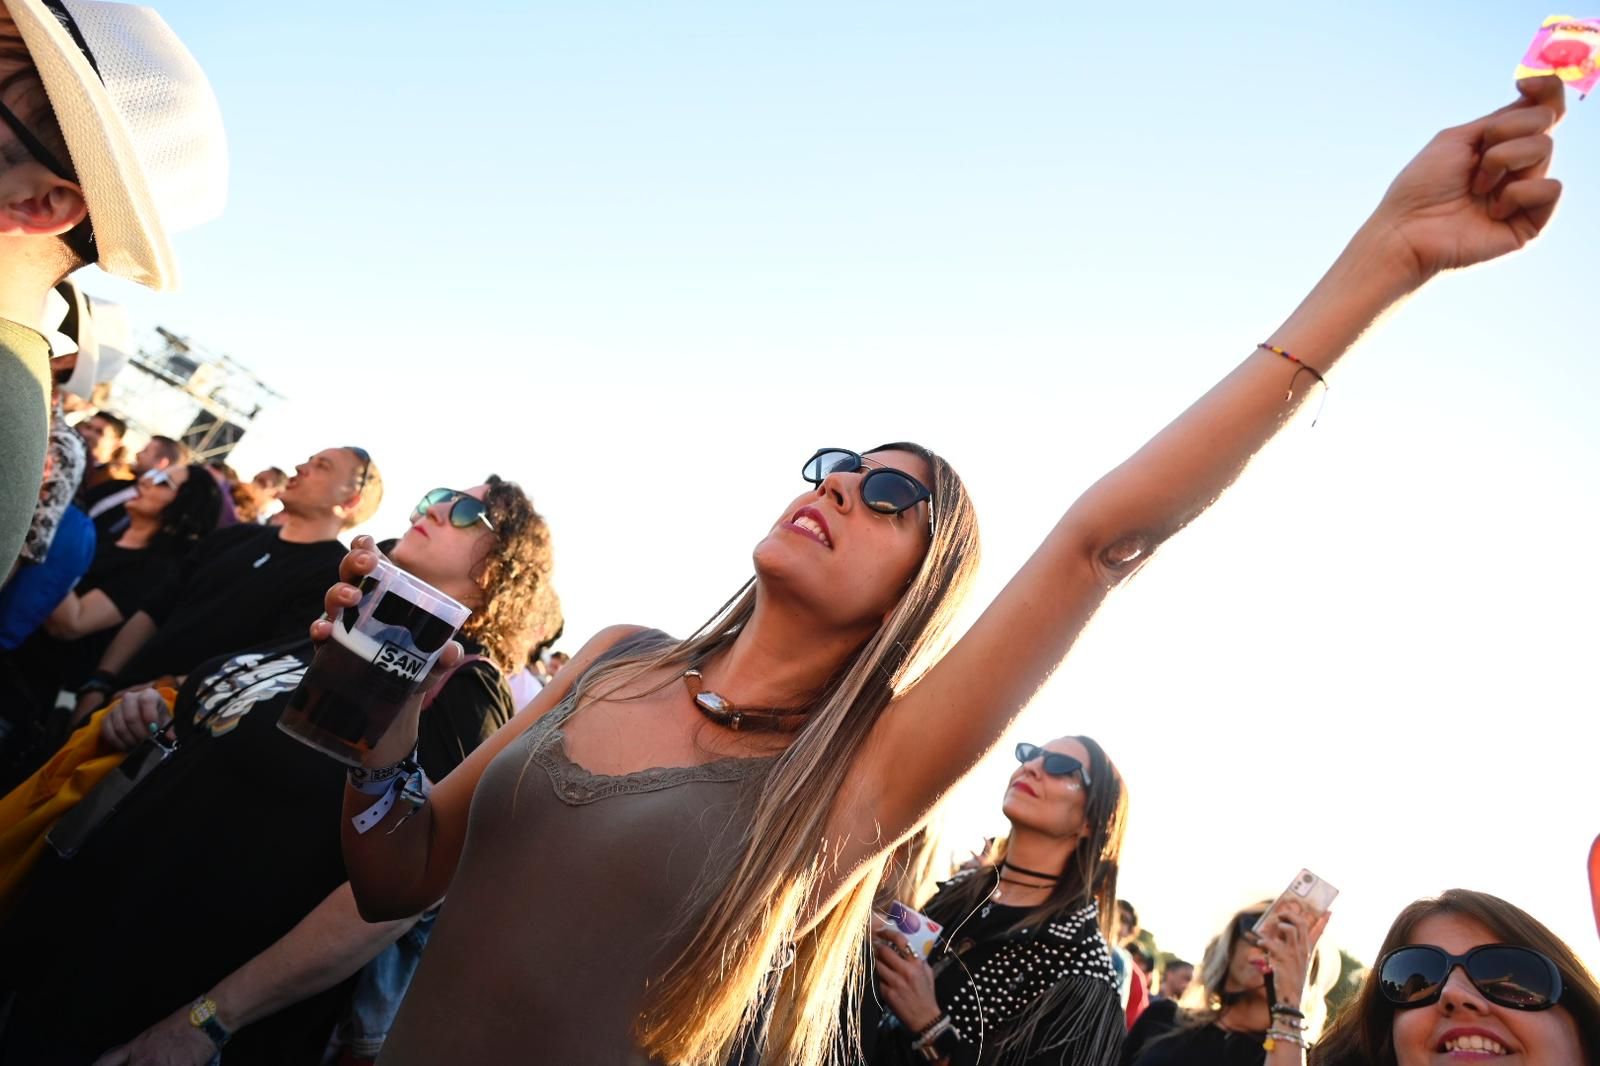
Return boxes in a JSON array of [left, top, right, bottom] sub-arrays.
[[323, 79, 1568, 1066]]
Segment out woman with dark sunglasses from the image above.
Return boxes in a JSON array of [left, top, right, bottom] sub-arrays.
[[324, 81, 1567, 1066], [0, 477, 560, 1065], [1124, 902, 1336, 1066], [864, 736, 1129, 1066], [1313, 889, 1600, 1066], [0, 463, 223, 741]]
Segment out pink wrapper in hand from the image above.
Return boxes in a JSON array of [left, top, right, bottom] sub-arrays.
[[885, 901, 945, 960], [1516, 15, 1600, 96]]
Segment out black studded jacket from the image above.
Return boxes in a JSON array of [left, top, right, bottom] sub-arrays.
[[865, 875, 1125, 1066]]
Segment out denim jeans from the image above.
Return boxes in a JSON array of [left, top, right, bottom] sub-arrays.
[[337, 907, 438, 1058]]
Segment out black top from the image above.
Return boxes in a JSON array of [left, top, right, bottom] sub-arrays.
[[1125, 1002, 1265, 1066], [0, 637, 513, 1066], [35, 540, 183, 684], [0, 540, 185, 726], [119, 524, 347, 685]]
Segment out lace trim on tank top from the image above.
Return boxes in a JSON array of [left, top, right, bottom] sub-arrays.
[[520, 666, 774, 806]]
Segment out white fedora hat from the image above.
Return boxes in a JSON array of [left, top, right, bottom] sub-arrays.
[[10, 0, 227, 291]]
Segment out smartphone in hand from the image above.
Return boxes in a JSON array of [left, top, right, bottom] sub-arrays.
[[1249, 868, 1338, 944]]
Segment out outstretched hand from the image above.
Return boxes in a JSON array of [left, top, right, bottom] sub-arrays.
[[1372, 75, 1566, 285]]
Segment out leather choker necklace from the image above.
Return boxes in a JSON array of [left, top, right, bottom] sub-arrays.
[[682, 669, 810, 733], [1000, 860, 1061, 881]]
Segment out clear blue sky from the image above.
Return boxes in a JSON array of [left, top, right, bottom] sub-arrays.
[[84, 2, 1599, 975]]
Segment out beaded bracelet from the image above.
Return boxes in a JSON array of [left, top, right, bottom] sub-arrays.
[[912, 1014, 952, 1046], [1263, 1028, 1309, 1052], [1259, 342, 1332, 427]]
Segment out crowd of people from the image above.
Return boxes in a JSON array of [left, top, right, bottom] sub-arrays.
[[0, 1, 1594, 1064]]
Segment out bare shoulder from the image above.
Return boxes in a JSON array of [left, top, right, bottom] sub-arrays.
[[569, 624, 656, 666]]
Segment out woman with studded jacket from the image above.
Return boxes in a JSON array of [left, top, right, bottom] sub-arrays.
[[865, 735, 1128, 1066]]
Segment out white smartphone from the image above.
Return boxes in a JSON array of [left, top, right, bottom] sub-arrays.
[[1250, 868, 1338, 943]]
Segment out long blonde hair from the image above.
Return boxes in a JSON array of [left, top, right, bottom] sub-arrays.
[[562, 442, 980, 1065]]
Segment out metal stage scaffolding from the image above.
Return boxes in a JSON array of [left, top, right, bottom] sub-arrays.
[[101, 327, 284, 465]]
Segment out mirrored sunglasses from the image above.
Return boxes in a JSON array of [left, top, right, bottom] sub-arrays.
[[801, 448, 933, 519], [411, 487, 495, 532], [1377, 944, 1563, 1012]]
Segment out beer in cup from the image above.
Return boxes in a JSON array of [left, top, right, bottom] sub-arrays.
[[278, 558, 470, 765]]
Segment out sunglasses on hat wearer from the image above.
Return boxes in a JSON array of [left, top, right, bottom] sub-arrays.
[[801, 448, 933, 522], [1377, 944, 1564, 1012], [139, 467, 174, 489], [411, 488, 495, 533], [0, 86, 97, 263], [1013, 742, 1092, 788], [345, 446, 372, 492]]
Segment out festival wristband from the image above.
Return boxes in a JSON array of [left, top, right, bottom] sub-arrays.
[[348, 758, 413, 796], [350, 761, 431, 835]]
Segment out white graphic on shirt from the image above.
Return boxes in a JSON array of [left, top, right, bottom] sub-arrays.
[[192, 652, 307, 738]]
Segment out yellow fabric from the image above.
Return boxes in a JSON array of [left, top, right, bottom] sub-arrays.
[[0, 688, 177, 915]]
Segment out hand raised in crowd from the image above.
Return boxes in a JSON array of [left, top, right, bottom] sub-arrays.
[[100, 687, 176, 752], [1368, 75, 1565, 287], [91, 1000, 217, 1066], [1255, 898, 1332, 1009], [872, 925, 944, 1038]]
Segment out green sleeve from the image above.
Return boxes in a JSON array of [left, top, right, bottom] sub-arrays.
[[0, 320, 51, 577]]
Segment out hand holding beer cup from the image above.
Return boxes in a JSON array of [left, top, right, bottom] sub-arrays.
[[288, 535, 470, 767]]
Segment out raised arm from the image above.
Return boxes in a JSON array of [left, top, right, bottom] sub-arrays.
[[849, 78, 1567, 849]]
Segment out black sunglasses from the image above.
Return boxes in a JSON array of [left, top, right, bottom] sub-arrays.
[[1377, 944, 1564, 1012], [345, 446, 372, 492], [412, 488, 495, 533], [801, 448, 932, 520], [1014, 742, 1092, 787]]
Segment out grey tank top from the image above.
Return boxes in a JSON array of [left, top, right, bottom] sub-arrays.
[[379, 631, 773, 1066]]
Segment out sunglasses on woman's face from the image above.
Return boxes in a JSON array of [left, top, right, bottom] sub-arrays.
[[1013, 743, 1092, 788], [140, 468, 174, 489], [801, 448, 933, 520], [412, 488, 495, 533], [1377, 944, 1564, 1012]]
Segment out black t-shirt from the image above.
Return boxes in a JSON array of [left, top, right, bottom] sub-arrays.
[[85, 539, 183, 619], [1126, 1006, 1265, 1066], [0, 637, 513, 1065], [120, 524, 347, 685]]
